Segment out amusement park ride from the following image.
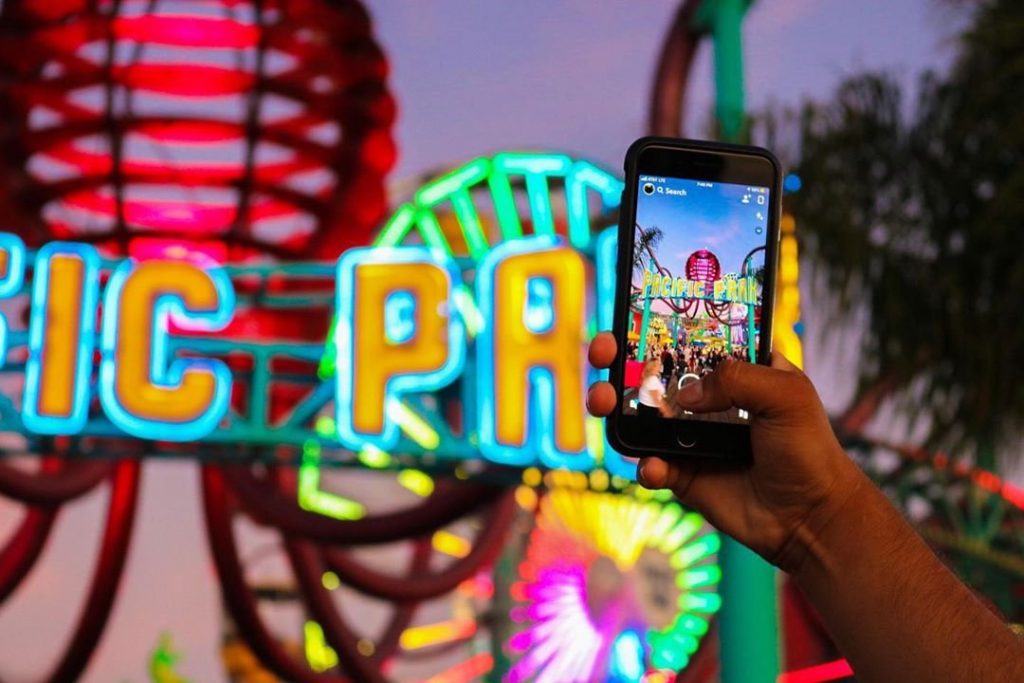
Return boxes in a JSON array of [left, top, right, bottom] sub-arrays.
[[0, 1, 1021, 683]]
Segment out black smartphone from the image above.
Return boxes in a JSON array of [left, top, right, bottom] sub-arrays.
[[606, 137, 782, 460]]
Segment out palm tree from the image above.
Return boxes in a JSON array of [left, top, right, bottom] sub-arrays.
[[779, 0, 1024, 468], [633, 223, 664, 277]]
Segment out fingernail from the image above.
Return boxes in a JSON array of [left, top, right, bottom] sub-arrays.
[[676, 379, 704, 405]]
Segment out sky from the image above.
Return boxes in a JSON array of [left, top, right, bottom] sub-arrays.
[[372, 0, 966, 180], [634, 177, 769, 287], [0, 2, 970, 681]]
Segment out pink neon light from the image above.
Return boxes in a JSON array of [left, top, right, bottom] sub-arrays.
[[131, 120, 244, 145], [510, 553, 604, 682], [115, 64, 255, 97], [38, 140, 316, 183], [10, 0, 395, 262], [128, 238, 227, 266], [59, 193, 238, 232], [113, 15, 259, 49], [777, 658, 853, 683]]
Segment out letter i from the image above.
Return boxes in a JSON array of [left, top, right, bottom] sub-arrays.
[[23, 243, 100, 434]]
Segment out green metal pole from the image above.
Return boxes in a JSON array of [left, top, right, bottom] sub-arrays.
[[719, 542, 779, 682], [637, 266, 655, 360], [693, 2, 780, 682], [748, 302, 757, 362], [698, 0, 749, 141]]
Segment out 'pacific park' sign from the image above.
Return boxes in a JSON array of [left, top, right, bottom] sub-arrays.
[[0, 152, 799, 481], [0, 229, 632, 475]]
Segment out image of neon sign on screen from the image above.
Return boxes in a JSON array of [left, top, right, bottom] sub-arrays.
[[624, 176, 767, 423]]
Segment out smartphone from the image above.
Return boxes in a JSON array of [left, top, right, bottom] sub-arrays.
[[606, 137, 781, 460]]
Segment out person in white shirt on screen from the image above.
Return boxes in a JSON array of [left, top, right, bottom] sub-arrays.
[[637, 360, 673, 418]]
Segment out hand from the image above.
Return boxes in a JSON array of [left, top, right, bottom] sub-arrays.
[[587, 332, 866, 572]]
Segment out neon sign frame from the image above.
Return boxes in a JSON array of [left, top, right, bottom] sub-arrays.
[[0, 149, 805, 505], [0, 153, 639, 480]]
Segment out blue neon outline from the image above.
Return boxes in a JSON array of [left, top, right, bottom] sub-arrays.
[[0, 233, 26, 366], [98, 260, 236, 441], [334, 247, 465, 452], [595, 227, 636, 480], [23, 242, 100, 435], [476, 235, 593, 470], [609, 630, 645, 683], [0, 233, 26, 298], [565, 160, 624, 249], [384, 290, 417, 344]]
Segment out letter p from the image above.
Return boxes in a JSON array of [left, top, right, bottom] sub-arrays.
[[335, 248, 464, 451]]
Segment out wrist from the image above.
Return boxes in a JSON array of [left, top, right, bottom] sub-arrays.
[[773, 454, 873, 577]]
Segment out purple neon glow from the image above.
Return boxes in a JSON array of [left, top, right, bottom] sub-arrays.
[[506, 563, 603, 683]]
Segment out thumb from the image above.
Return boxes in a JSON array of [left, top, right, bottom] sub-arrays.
[[673, 358, 806, 417]]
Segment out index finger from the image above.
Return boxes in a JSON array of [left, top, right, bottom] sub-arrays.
[[588, 332, 617, 369]]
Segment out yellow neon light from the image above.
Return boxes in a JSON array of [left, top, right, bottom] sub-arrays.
[[515, 485, 538, 511], [321, 571, 340, 591], [397, 469, 435, 497], [432, 530, 471, 558], [522, 467, 542, 487], [485, 244, 588, 457], [544, 487, 678, 570], [347, 259, 453, 440], [109, 260, 223, 424], [387, 400, 441, 450], [304, 621, 338, 673], [773, 213, 804, 369], [584, 415, 606, 463], [298, 442, 367, 521], [358, 445, 392, 469], [399, 619, 477, 651], [588, 467, 610, 492], [37, 254, 86, 419]]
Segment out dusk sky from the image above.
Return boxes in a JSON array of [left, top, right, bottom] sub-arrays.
[[635, 178, 768, 280], [0, 2, 970, 681]]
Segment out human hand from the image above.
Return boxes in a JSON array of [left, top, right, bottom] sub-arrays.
[[587, 332, 866, 573]]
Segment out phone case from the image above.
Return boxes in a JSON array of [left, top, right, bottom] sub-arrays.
[[605, 136, 783, 460]]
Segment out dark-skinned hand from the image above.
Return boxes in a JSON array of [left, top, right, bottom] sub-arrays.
[[586, 332, 866, 572]]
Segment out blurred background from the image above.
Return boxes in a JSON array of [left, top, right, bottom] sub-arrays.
[[0, 1, 1020, 682]]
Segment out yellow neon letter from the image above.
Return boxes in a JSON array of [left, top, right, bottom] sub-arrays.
[[24, 243, 100, 434], [99, 259, 235, 440], [335, 248, 463, 450], [477, 238, 590, 469]]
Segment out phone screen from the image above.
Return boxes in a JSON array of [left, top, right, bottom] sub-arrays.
[[622, 175, 770, 425]]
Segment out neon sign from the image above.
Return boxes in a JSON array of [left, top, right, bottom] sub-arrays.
[[640, 270, 759, 304], [0, 152, 635, 480], [0, 152, 800, 483], [0, 232, 616, 464]]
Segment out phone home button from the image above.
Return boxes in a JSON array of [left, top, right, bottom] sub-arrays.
[[675, 427, 697, 449]]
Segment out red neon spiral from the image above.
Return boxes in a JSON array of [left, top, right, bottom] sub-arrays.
[[685, 248, 721, 288], [0, 0, 395, 262]]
